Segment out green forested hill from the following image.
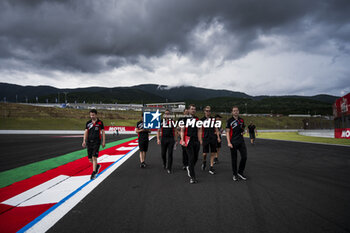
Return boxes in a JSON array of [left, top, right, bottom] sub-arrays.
[[0, 82, 337, 115], [189, 96, 333, 115]]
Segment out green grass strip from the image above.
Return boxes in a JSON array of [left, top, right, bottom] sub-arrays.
[[0, 136, 137, 188], [255, 132, 350, 146]]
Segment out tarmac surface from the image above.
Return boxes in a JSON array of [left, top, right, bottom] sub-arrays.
[[39, 137, 350, 233], [0, 134, 131, 172]]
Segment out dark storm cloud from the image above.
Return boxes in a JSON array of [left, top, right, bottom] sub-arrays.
[[0, 0, 349, 72]]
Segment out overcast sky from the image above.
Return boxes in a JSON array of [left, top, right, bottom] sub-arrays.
[[0, 0, 349, 96]]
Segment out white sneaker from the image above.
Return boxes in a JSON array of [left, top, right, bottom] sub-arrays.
[[238, 173, 247, 180]]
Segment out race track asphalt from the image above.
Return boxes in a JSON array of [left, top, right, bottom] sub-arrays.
[[0, 134, 132, 172], [45, 137, 350, 233]]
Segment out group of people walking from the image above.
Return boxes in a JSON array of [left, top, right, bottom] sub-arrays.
[[136, 104, 257, 184], [81, 106, 257, 182]]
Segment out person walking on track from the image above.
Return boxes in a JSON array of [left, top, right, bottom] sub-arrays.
[[82, 109, 106, 180], [157, 109, 177, 174], [136, 113, 151, 168], [214, 114, 223, 164], [248, 122, 258, 145], [200, 106, 221, 175], [226, 106, 248, 181], [178, 108, 189, 170], [180, 104, 202, 184]]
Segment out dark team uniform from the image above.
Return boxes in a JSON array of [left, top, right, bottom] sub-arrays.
[[85, 119, 104, 159], [201, 117, 217, 153], [184, 116, 200, 179], [178, 117, 189, 167], [137, 120, 149, 152], [226, 117, 247, 176], [216, 127, 222, 148], [248, 124, 256, 139], [160, 119, 176, 170]]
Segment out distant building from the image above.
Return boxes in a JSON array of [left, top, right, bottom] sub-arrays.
[[144, 102, 186, 112]]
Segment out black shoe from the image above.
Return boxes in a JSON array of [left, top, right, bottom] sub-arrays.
[[95, 164, 101, 174], [140, 162, 146, 168], [90, 171, 96, 180], [201, 161, 206, 171], [238, 173, 247, 180], [163, 164, 166, 170], [190, 178, 198, 184], [209, 167, 216, 175], [214, 158, 219, 164], [167, 169, 172, 174], [232, 175, 238, 181]]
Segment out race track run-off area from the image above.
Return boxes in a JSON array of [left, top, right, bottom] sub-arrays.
[[0, 137, 142, 233]]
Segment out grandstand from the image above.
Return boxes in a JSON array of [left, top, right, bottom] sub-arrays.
[[144, 102, 186, 112]]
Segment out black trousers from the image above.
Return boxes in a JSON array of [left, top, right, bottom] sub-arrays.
[[186, 139, 200, 178], [182, 145, 189, 167], [161, 137, 175, 170], [230, 142, 247, 175]]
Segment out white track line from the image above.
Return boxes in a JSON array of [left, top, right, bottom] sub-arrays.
[[128, 142, 139, 145], [2, 175, 68, 206], [98, 155, 124, 163], [19, 176, 90, 207], [24, 146, 139, 233], [116, 146, 137, 151]]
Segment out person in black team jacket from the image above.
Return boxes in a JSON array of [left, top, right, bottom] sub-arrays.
[[248, 122, 258, 145], [178, 108, 189, 170], [82, 109, 106, 180], [180, 104, 202, 184], [226, 106, 247, 181], [157, 109, 177, 174], [136, 114, 151, 168], [200, 106, 221, 175], [214, 114, 223, 164]]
